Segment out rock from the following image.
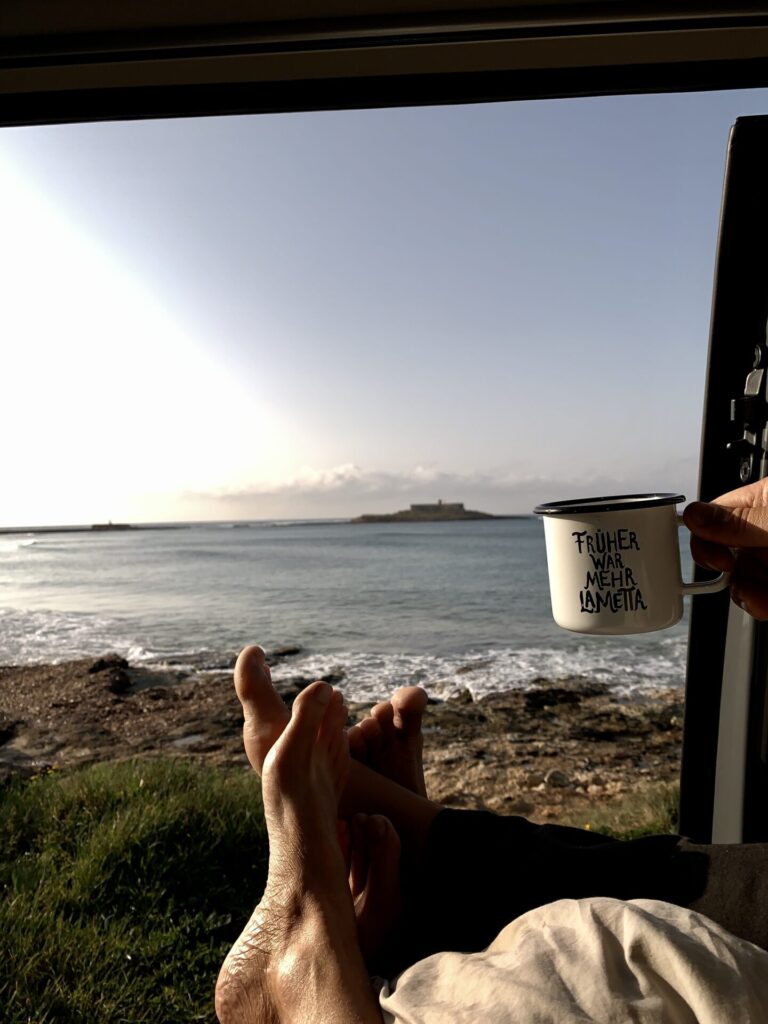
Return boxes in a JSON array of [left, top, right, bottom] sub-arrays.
[[646, 704, 684, 731], [86, 661, 131, 695], [529, 676, 609, 696], [0, 715, 19, 745], [544, 768, 570, 788], [524, 688, 583, 712], [274, 678, 310, 704], [88, 654, 129, 674], [142, 687, 173, 701], [449, 688, 474, 705], [266, 645, 303, 665], [320, 667, 346, 684], [502, 797, 535, 814], [456, 660, 492, 675]]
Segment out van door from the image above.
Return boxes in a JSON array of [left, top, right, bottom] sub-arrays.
[[682, 114, 768, 843]]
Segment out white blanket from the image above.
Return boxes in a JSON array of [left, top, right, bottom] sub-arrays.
[[377, 898, 768, 1023]]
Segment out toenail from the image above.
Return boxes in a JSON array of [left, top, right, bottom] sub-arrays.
[[315, 683, 332, 704]]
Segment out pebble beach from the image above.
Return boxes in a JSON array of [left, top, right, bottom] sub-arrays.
[[0, 647, 682, 822]]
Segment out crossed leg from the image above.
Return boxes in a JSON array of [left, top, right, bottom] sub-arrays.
[[215, 680, 385, 1024]]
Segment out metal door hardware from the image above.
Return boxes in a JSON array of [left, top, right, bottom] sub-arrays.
[[728, 339, 768, 482]]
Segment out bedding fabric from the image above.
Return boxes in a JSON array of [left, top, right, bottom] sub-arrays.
[[376, 897, 768, 1023]]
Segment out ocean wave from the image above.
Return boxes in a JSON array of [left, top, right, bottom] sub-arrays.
[[265, 519, 349, 528], [0, 607, 232, 670], [0, 607, 687, 702], [0, 608, 157, 665], [0, 538, 36, 554], [269, 638, 687, 703]]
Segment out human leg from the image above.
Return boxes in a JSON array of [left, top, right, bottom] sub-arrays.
[[404, 808, 768, 959], [216, 681, 384, 1024], [235, 646, 768, 963]]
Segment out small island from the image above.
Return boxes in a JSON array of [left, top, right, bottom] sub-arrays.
[[352, 501, 517, 523]]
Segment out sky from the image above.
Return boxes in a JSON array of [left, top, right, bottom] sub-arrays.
[[3, 88, 768, 525]]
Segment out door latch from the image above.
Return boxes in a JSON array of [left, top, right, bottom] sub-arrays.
[[728, 342, 768, 483]]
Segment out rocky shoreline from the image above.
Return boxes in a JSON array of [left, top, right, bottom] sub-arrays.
[[0, 650, 683, 822]]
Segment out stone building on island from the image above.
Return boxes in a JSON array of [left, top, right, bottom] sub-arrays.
[[352, 500, 512, 523], [408, 501, 465, 514]]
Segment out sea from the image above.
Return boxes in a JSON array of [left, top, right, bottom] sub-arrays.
[[0, 518, 691, 703]]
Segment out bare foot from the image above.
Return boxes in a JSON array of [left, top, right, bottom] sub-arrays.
[[235, 646, 428, 798], [216, 681, 383, 1024], [235, 646, 406, 965], [233, 645, 440, 893], [348, 688, 429, 797]]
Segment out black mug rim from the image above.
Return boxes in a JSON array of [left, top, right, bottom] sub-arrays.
[[533, 492, 686, 516]]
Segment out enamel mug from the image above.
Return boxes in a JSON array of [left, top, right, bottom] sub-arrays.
[[533, 493, 729, 635]]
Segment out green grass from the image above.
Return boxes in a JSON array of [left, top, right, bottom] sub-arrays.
[[0, 759, 268, 1024], [0, 759, 678, 1022], [558, 781, 680, 839]]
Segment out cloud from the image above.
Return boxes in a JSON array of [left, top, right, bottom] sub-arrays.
[[182, 456, 700, 519]]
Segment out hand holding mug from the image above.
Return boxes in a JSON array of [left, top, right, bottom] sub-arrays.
[[684, 479, 768, 620]]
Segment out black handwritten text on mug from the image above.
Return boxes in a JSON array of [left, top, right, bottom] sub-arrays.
[[570, 529, 640, 555], [572, 528, 648, 615]]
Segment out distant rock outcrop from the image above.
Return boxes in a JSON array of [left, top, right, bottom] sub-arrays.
[[352, 501, 519, 523]]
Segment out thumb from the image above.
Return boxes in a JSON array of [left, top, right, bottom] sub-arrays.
[[684, 501, 768, 548]]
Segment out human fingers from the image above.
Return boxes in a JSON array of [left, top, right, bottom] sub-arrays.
[[709, 479, 768, 509], [683, 500, 768, 549], [689, 535, 736, 573]]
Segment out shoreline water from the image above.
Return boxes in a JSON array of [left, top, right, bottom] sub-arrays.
[[1, 517, 691, 704], [0, 638, 687, 705]]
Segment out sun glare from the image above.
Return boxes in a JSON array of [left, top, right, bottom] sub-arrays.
[[0, 156, 301, 526]]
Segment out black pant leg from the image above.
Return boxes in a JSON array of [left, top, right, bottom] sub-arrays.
[[400, 808, 768, 961]]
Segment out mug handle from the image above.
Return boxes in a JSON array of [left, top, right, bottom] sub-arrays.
[[676, 513, 731, 596]]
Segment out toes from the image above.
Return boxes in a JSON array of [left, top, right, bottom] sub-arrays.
[[351, 813, 400, 903], [319, 689, 348, 746], [347, 723, 368, 763], [366, 814, 401, 876], [276, 680, 333, 763], [371, 701, 395, 736], [358, 716, 383, 760], [354, 814, 401, 964], [234, 645, 290, 773], [322, 691, 351, 785], [234, 645, 289, 722], [390, 686, 428, 734]]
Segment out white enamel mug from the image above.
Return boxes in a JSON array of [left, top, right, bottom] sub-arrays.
[[533, 493, 730, 635]]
